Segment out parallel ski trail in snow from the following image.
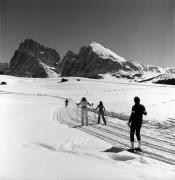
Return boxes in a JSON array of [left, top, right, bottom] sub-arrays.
[[55, 101, 175, 165], [1, 89, 174, 165]]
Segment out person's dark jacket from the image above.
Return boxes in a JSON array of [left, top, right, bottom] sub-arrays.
[[129, 104, 147, 124]]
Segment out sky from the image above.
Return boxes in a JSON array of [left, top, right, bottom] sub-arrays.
[[0, 0, 175, 67]]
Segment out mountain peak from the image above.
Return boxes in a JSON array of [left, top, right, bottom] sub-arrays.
[[9, 39, 61, 77], [89, 42, 126, 63]]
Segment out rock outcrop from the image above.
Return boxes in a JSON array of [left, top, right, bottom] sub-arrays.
[[9, 39, 61, 77], [60, 42, 165, 79], [0, 63, 9, 74], [8, 40, 175, 80]]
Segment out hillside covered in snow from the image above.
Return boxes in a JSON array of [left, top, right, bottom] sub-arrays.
[[0, 75, 175, 179]]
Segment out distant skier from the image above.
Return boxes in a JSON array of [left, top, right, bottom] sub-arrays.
[[65, 99, 69, 107], [128, 96, 147, 152], [77, 97, 93, 126], [95, 101, 107, 125]]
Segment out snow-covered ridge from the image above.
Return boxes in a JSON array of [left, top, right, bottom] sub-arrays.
[[146, 65, 165, 73], [89, 42, 175, 76], [40, 62, 58, 78], [165, 67, 175, 74], [90, 42, 126, 63]]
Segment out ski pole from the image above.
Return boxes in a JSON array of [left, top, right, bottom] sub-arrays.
[[94, 111, 97, 124], [105, 111, 108, 121], [92, 104, 97, 124], [76, 104, 79, 121]]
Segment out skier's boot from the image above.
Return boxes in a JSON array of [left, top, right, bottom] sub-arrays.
[[137, 141, 142, 151], [128, 142, 135, 153], [127, 149, 134, 153]]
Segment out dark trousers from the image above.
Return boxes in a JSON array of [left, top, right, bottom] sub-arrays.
[[98, 111, 106, 124], [130, 122, 142, 142]]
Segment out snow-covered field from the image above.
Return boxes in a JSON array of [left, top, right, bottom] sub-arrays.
[[0, 75, 175, 180]]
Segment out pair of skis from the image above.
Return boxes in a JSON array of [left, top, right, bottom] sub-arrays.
[[127, 147, 143, 153]]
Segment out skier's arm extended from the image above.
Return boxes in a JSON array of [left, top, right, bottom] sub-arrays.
[[94, 105, 99, 110], [87, 101, 93, 106], [76, 102, 81, 106]]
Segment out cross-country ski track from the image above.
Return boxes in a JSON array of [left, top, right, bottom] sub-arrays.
[[54, 100, 175, 166], [1, 88, 175, 165]]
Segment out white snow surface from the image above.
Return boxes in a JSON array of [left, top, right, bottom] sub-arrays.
[[90, 42, 126, 63], [0, 75, 175, 180], [40, 62, 58, 78]]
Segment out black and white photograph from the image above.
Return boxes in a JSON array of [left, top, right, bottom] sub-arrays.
[[0, 0, 175, 179]]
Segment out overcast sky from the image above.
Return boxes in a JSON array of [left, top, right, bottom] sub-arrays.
[[0, 0, 175, 67]]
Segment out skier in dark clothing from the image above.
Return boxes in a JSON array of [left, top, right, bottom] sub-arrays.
[[65, 99, 69, 107], [128, 96, 147, 152], [95, 101, 107, 125]]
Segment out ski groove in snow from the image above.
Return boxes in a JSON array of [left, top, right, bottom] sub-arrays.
[[1, 88, 174, 165], [55, 101, 175, 165]]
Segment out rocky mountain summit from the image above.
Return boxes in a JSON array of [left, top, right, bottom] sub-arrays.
[[60, 42, 134, 78], [60, 42, 173, 79], [7, 39, 175, 84], [9, 39, 61, 77]]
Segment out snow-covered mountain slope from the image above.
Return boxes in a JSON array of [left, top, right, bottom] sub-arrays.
[[8, 39, 175, 82], [0, 75, 175, 179], [165, 67, 175, 74], [146, 65, 165, 73], [60, 42, 175, 82], [90, 42, 126, 63], [40, 62, 59, 78]]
